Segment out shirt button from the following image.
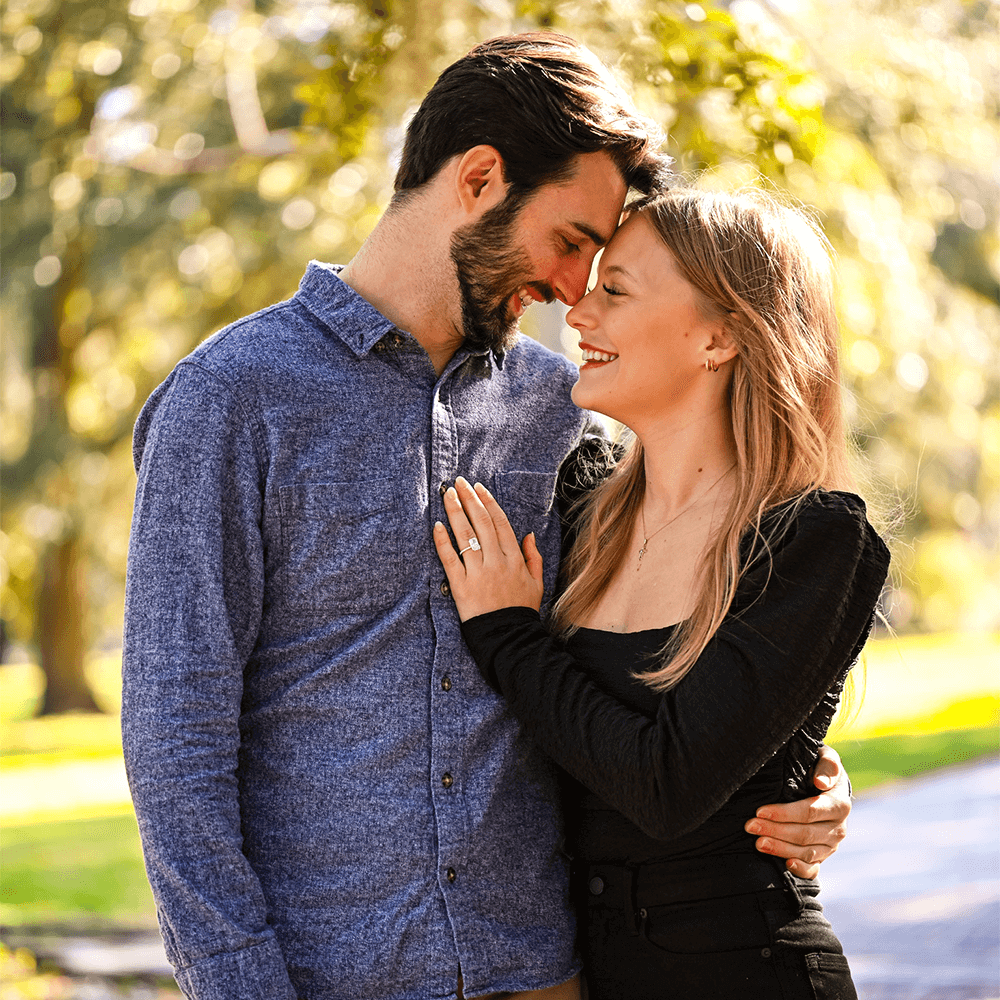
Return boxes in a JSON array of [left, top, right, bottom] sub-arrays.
[[441, 675, 452, 691], [439, 481, 449, 496], [638, 907, 648, 919], [589, 877, 604, 895], [441, 772, 454, 788], [447, 868, 456, 883], [761, 948, 772, 959], [440, 581, 450, 597]]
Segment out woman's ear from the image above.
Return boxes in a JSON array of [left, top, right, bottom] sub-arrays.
[[454, 145, 509, 216], [706, 317, 739, 366]]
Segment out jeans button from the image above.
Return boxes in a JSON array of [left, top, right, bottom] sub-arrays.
[[589, 876, 604, 895]]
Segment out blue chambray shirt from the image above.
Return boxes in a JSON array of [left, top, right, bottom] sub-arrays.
[[122, 262, 591, 1000]]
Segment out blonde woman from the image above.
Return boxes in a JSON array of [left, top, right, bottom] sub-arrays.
[[434, 189, 889, 999]]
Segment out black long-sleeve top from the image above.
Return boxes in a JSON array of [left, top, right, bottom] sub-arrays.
[[460, 456, 890, 864]]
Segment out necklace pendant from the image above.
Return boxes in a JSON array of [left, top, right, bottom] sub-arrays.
[[637, 539, 648, 570]]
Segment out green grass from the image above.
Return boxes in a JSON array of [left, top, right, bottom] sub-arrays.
[[831, 725, 998, 793], [0, 812, 157, 929], [0, 633, 996, 928]]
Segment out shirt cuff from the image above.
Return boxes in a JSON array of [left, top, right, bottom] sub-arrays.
[[174, 937, 298, 1000], [460, 607, 543, 692]]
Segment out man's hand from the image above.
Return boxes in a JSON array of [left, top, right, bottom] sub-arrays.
[[744, 745, 851, 879]]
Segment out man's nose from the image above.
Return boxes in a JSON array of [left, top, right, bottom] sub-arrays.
[[553, 258, 593, 307]]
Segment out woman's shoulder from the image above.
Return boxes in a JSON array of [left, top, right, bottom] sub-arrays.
[[771, 489, 876, 536], [754, 488, 890, 573]]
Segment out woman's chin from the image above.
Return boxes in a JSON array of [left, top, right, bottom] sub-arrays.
[[571, 382, 616, 422]]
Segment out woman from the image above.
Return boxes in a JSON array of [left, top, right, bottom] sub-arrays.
[[433, 188, 890, 999]]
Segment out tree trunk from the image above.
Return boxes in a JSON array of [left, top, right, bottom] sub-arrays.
[[36, 534, 101, 715]]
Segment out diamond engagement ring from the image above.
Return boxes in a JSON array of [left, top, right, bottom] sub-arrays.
[[458, 537, 481, 556]]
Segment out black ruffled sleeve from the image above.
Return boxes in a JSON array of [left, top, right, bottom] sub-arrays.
[[460, 491, 890, 842]]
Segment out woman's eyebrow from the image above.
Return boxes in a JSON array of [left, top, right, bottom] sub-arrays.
[[603, 263, 635, 280]]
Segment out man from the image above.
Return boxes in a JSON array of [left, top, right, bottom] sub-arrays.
[[123, 33, 851, 1000]]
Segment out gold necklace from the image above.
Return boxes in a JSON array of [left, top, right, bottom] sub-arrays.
[[636, 465, 735, 571]]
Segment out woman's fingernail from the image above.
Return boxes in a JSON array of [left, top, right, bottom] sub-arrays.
[[746, 821, 761, 835]]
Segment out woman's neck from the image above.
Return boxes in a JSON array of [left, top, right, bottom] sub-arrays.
[[637, 406, 738, 518]]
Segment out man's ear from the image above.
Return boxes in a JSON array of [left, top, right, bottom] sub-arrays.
[[455, 145, 509, 216]]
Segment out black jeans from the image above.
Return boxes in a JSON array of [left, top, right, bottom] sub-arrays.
[[573, 854, 857, 1000]]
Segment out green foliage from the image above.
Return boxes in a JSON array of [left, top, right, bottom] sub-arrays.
[[1, 0, 997, 669]]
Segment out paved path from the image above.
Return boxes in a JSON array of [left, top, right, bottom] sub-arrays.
[[821, 755, 1000, 999]]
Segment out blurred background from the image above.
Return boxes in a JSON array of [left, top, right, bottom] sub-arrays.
[[1, 0, 997, 994]]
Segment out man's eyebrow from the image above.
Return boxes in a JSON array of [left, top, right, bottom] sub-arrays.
[[570, 221, 614, 247]]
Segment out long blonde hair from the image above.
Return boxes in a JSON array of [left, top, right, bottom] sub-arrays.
[[551, 188, 853, 690]]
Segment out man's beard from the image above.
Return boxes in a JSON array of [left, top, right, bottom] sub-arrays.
[[449, 192, 552, 355]]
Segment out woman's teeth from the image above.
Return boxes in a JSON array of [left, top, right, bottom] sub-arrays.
[[581, 348, 619, 363]]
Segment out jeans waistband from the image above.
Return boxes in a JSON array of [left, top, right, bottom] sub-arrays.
[[570, 853, 790, 911]]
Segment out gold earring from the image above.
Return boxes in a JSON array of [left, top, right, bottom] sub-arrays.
[[704, 358, 719, 373]]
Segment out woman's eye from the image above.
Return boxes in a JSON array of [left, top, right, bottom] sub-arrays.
[[602, 283, 624, 296]]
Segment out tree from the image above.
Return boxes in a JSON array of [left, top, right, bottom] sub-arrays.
[[1, 0, 996, 713]]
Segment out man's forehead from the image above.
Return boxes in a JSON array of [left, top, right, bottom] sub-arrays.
[[546, 157, 627, 243]]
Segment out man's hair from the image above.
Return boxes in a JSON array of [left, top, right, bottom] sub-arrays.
[[394, 32, 671, 199]]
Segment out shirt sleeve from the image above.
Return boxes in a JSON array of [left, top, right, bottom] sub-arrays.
[[122, 363, 298, 1000], [460, 493, 890, 843]]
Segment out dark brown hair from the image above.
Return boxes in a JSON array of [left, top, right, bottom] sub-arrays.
[[394, 32, 671, 199]]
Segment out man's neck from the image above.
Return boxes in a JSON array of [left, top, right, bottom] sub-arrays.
[[338, 197, 467, 377]]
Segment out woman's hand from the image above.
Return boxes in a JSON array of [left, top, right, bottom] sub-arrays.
[[433, 477, 544, 622]]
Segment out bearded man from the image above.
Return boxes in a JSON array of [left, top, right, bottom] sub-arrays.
[[122, 33, 853, 1000]]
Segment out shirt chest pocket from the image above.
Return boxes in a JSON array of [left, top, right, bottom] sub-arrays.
[[492, 470, 559, 607], [277, 479, 402, 615]]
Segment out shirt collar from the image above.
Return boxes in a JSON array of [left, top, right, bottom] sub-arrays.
[[295, 261, 396, 356], [296, 259, 507, 369]]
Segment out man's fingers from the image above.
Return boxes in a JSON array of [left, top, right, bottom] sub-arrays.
[[756, 791, 850, 826], [785, 859, 821, 880], [745, 815, 847, 849], [812, 745, 844, 792], [752, 834, 835, 866]]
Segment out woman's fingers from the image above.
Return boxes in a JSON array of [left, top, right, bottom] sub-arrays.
[[452, 478, 508, 557], [442, 485, 483, 559], [521, 531, 544, 585], [432, 521, 464, 582], [470, 481, 521, 555]]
